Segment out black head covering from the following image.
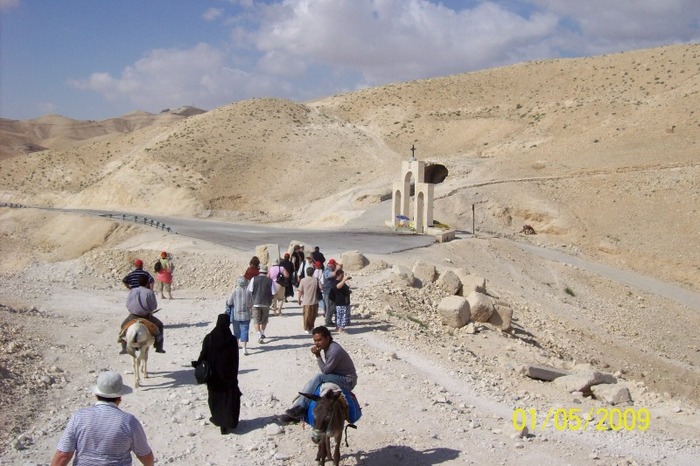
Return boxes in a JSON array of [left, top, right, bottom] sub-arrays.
[[203, 313, 239, 389], [210, 313, 234, 351]]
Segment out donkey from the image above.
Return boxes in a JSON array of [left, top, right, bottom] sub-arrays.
[[125, 320, 155, 388], [300, 385, 350, 466]]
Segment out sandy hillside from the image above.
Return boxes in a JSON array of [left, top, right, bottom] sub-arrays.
[[0, 208, 698, 465], [0, 43, 699, 464], [0, 44, 698, 291]]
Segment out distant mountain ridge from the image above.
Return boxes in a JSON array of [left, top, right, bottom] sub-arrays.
[[0, 106, 206, 160]]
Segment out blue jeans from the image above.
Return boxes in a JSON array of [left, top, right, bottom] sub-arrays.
[[293, 372, 357, 409], [231, 320, 250, 342]]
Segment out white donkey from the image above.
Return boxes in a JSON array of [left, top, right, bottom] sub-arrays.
[[125, 320, 155, 388]]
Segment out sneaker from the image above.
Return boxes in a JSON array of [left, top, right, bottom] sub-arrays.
[[243, 348, 249, 356], [155, 348, 166, 354], [118, 348, 127, 355], [258, 337, 264, 344], [284, 405, 307, 421], [278, 413, 298, 423]]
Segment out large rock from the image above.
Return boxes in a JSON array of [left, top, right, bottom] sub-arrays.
[[412, 260, 437, 287], [525, 365, 570, 381], [553, 366, 618, 395], [437, 296, 470, 328], [466, 291, 495, 322], [388, 265, 416, 287], [340, 250, 369, 271], [591, 383, 633, 405], [255, 244, 280, 266], [458, 273, 487, 295], [488, 304, 513, 331], [286, 240, 307, 256], [436, 270, 461, 295]]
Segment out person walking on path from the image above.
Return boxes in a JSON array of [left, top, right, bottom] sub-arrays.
[[279, 253, 296, 300], [291, 244, 305, 284], [297, 266, 320, 333], [155, 251, 174, 299], [331, 269, 352, 332], [268, 260, 288, 315], [279, 326, 357, 422], [247, 264, 277, 344], [193, 313, 241, 435], [50, 371, 154, 466], [311, 246, 326, 269], [322, 259, 339, 326], [122, 259, 154, 290], [227, 277, 253, 355], [243, 256, 260, 282]]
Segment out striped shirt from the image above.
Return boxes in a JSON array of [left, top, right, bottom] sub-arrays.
[[56, 401, 152, 465], [227, 286, 252, 322], [122, 269, 155, 289]]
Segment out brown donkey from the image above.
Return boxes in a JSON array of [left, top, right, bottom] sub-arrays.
[[300, 387, 353, 466]]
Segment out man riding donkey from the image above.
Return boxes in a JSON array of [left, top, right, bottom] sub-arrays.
[[279, 325, 358, 422], [118, 274, 166, 354]]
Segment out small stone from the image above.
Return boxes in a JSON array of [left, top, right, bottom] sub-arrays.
[[266, 424, 283, 436]]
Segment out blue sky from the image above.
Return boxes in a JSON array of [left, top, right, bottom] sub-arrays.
[[1, 0, 699, 121]]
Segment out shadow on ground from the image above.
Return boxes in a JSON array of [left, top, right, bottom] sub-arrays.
[[352, 445, 461, 465]]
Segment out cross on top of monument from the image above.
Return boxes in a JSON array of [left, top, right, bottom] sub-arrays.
[[410, 144, 417, 161]]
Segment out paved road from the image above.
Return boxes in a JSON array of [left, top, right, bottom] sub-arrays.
[[48, 206, 700, 310], [73, 208, 436, 256], [158, 216, 436, 255]]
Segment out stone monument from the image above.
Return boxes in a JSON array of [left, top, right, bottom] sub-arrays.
[[390, 145, 434, 234]]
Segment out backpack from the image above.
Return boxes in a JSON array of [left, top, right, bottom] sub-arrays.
[[154, 260, 162, 273]]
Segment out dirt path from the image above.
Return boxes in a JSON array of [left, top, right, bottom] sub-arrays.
[[1, 274, 699, 465]]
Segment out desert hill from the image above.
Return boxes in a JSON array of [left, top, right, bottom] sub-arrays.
[[0, 106, 205, 160], [0, 43, 698, 290], [1, 44, 700, 464]]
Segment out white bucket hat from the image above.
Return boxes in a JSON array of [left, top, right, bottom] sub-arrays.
[[92, 371, 133, 398]]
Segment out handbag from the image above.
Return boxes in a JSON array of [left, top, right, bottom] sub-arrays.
[[194, 359, 211, 384], [276, 266, 289, 287]]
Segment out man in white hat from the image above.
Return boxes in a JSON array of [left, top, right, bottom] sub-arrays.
[[50, 371, 154, 466]]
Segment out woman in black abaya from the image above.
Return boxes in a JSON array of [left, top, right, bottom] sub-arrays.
[[195, 313, 241, 434]]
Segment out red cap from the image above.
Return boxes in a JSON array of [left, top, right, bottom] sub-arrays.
[[328, 259, 337, 265], [284, 253, 290, 259], [134, 259, 143, 267], [161, 251, 167, 258]]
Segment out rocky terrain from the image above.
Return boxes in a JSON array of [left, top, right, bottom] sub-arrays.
[[0, 43, 699, 464]]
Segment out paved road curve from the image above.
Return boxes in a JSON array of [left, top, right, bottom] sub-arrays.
[[71, 208, 436, 256]]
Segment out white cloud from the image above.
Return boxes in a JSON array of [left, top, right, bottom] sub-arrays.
[[203, 8, 223, 22], [68, 43, 279, 112], [67, 0, 700, 114], [248, 0, 561, 85], [533, 0, 700, 52]]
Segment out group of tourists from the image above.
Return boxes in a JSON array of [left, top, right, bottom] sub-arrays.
[[50, 245, 358, 465], [229, 245, 353, 345], [199, 244, 357, 434]]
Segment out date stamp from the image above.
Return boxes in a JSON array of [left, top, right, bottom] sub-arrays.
[[512, 407, 650, 432]]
